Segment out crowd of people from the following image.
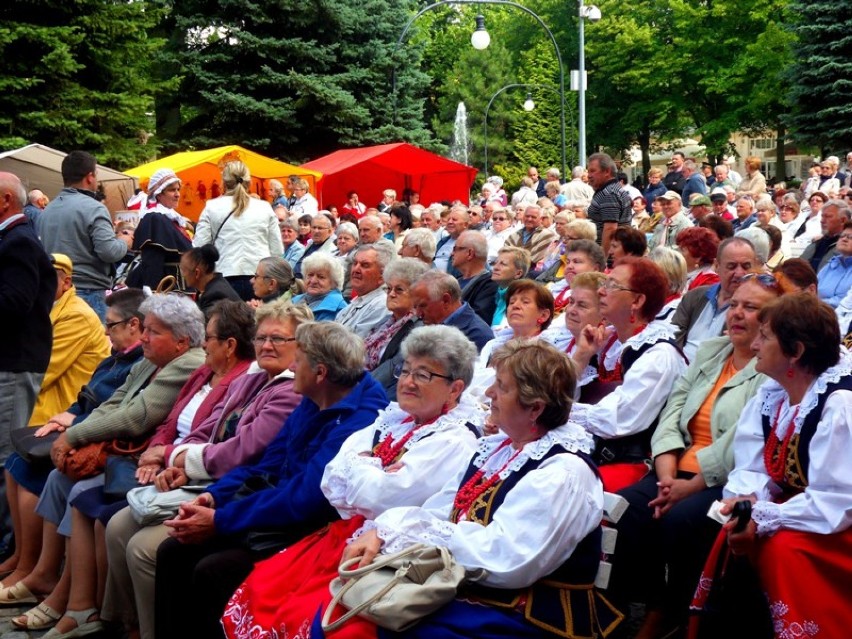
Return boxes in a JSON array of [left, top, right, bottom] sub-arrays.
[[0, 145, 850, 639]]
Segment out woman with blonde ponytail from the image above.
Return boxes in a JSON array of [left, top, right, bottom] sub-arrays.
[[194, 161, 284, 300]]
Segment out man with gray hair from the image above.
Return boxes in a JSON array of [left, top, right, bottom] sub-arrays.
[[503, 204, 557, 268], [434, 206, 470, 274], [802, 199, 849, 273], [0, 172, 57, 537], [452, 230, 498, 324], [671, 236, 757, 360], [399, 227, 436, 265], [23, 189, 49, 228], [410, 270, 493, 351], [680, 158, 707, 206], [586, 152, 632, 254], [561, 165, 594, 203], [335, 243, 394, 338]]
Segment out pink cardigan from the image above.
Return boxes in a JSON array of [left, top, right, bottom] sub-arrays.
[[148, 360, 252, 452]]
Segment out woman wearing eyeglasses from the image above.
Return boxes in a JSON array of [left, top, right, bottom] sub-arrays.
[[692, 295, 852, 638], [100, 300, 312, 639], [249, 256, 299, 308], [609, 271, 787, 637], [221, 326, 484, 639], [365, 259, 429, 401], [301, 340, 620, 639], [570, 257, 689, 492], [816, 221, 852, 308]]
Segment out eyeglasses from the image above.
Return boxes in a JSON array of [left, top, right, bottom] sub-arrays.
[[491, 216, 507, 221], [253, 335, 296, 347], [840, 233, 852, 240], [601, 279, 638, 293], [105, 318, 130, 330], [738, 273, 781, 290], [451, 245, 470, 252], [393, 364, 453, 384], [205, 334, 224, 342]]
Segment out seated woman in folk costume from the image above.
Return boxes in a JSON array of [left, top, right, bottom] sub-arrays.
[[692, 294, 852, 638], [303, 340, 623, 639], [569, 257, 688, 492], [222, 326, 484, 639]]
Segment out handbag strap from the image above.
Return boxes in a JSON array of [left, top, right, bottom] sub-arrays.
[[336, 543, 426, 579], [322, 564, 412, 633], [212, 207, 237, 244]]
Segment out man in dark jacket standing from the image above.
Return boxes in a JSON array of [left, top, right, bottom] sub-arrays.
[[0, 171, 57, 537]]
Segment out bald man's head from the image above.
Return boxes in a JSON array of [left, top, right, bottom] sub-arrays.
[[0, 172, 26, 220]]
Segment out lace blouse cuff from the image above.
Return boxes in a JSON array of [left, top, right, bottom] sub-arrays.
[[752, 501, 783, 536], [377, 519, 456, 555], [324, 452, 382, 506], [361, 509, 456, 555]]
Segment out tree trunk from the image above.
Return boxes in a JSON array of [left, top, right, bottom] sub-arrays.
[[638, 126, 651, 176], [775, 124, 786, 182]]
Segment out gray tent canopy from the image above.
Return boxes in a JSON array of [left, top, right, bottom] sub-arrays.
[[0, 144, 137, 213]]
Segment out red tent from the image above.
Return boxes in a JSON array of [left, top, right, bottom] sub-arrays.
[[302, 143, 477, 210]]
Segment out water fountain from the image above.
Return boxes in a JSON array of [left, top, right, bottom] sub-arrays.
[[449, 101, 469, 166]]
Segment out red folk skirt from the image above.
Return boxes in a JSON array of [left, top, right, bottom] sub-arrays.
[[599, 462, 649, 493], [690, 526, 852, 639], [222, 516, 375, 639]]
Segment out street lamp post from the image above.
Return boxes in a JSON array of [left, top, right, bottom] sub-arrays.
[[392, 0, 567, 178], [577, 0, 601, 168], [483, 83, 568, 177]]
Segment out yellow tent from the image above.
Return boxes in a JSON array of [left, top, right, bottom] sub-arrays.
[[126, 145, 323, 222]]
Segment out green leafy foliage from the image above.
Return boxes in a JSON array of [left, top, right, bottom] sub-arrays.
[[160, 0, 433, 162], [0, 0, 165, 168], [785, 0, 852, 151]]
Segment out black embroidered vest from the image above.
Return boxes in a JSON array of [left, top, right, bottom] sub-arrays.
[[454, 444, 623, 637], [761, 374, 852, 494], [592, 338, 686, 466]]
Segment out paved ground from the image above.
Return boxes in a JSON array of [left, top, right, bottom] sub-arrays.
[[0, 603, 44, 638]]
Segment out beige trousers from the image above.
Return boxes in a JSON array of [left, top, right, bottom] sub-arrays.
[[102, 506, 169, 639]]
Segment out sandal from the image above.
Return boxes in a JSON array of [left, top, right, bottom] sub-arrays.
[[42, 608, 103, 639], [11, 602, 62, 630], [0, 580, 41, 606]]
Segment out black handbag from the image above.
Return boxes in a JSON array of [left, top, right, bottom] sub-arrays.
[[232, 474, 309, 555], [11, 429, 60, 466], [103, 455, 141, 499]]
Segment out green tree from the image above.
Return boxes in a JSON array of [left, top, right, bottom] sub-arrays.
[[785, 0, 852, 152], [509, 38, 567, 178], [583, 0, 687, 173], [0, 0, 165, 167], [161, 0, 433, 162]]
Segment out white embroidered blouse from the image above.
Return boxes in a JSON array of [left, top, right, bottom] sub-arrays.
[[724, 351, 852, 536], [569, 322, 688, 439], [356, 423, 602, 589], [321, 394, 484, 521]]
